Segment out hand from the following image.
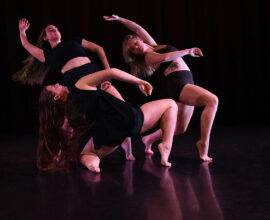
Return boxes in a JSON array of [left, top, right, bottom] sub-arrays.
[[103, 15, 119, 21], [19, 18, 30, 33], [189, 47, 203, 57], [138, 80, 152, 96], [100, 81, 111, 90]]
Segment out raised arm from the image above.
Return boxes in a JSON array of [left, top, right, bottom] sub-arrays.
[[82, 39, 110, 69], [19, 18, 45, 62], [145, 47, 203, 66], [103, 15, 158, 47], [76, 68, 152, 96]]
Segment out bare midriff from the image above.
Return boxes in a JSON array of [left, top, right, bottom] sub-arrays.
[[62, 57, 91, 73], [163, 58, 190, 76]]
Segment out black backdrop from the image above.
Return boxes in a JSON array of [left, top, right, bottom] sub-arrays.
[[1, 0, 269, 135]]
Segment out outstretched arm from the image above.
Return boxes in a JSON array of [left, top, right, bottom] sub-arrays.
[[19, 18, 45, 62], [104, 15, 158, 47], [75, 68, 152, 96], [146, 47, 203, 66], [82, 39, 110, 69]]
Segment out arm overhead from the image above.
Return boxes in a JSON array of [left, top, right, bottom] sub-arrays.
[[104, 15, 158, 46], [19, 18, 45, 62]]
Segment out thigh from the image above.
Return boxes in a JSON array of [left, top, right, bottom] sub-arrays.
[[140, 99, 176, 134], [179, 84, 215, 106]]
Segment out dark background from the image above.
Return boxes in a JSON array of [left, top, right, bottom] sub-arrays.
[[1, 0, 269, 135]]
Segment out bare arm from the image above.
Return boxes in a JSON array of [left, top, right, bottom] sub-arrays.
[[104, 15, 158, 46], [82, 39, 110, 69], [145, 48, 203, 66], [75, 68, 152, 96], [19, 18, 45, 62]]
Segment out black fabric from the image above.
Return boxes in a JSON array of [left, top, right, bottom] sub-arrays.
[[63, 62, 100, 90], [43, 37, 87, 71], [67, 86, 144, 149], [149, 45, 195, 101], [154, 45, 179, 74]]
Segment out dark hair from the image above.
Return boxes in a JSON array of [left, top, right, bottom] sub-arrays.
[[122, 34, 154, 78], [37, 88, 77, 170], [12, 25, 51, 85]]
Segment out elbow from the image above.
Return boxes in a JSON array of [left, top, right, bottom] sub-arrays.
[[109, 68, 120, 79], [95, 46, 104, 53]]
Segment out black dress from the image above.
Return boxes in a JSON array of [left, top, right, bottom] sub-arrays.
[[67, 85, 144, 149]]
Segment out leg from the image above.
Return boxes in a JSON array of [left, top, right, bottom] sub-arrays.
[[140, 99, 178, 167], [180, 84, 218, 161], [142, 129, 162, 155], [121, 137, 135, 160], [80, 137, 118, 173], [142, 102, 194, 154], [174, 102, 194, 135]]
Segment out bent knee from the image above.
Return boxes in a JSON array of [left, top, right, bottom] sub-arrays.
[[210, 95, 219, 107], [204, 94, 219, 107], [175, 125, 188, 134], [165, 99, 178, 110]]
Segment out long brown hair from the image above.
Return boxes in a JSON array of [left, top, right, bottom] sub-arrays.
[[12, 26, 51, 85], [122, 34, 154, 78], [37, 88, 77, 170]]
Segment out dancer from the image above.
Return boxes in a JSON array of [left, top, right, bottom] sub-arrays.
[[42, 67, 178, 172], [14, 18, 136, 168], [104, 15, 218, 161]]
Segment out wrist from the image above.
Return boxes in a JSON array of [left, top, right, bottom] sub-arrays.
[[20, 30, 26, 35]]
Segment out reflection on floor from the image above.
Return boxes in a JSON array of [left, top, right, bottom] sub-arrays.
[[0, 125, 270, 220]]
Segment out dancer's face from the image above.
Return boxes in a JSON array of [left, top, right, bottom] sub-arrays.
[[44, 25, 61, 42], [127, 37, 145, 55], [46, 83, 66, 100]]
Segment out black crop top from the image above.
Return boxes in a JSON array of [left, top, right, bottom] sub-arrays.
[[154, 45, 178, 74], [43, 37, 88, 71]]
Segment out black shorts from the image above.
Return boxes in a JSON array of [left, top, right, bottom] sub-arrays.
[[157, 70, 194, 101]]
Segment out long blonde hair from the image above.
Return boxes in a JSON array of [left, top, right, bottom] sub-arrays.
[[12, 26, 51, 85], [122, 34, 154, 78]]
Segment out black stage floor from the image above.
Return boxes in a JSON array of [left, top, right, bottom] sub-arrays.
[[1, 125, 270, 220]]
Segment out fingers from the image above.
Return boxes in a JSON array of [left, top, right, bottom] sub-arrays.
[[195, 48, 203, 56], [144, 82, 153, 96], [103, 15, 118, 21], [19, 18, 30, 29]]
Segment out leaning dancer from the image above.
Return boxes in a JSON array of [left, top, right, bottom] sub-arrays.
[[43, 67, 178, 173], [104, 15, 218, 161]]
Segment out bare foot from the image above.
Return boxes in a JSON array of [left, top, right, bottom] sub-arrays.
[[196, 140, 213, 162], [142, 136, 154, 155], [158, 143, 172, 167], [121, 138, 136, 161], [126, 154, 135, 161], [80, 154, 101, 173]]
